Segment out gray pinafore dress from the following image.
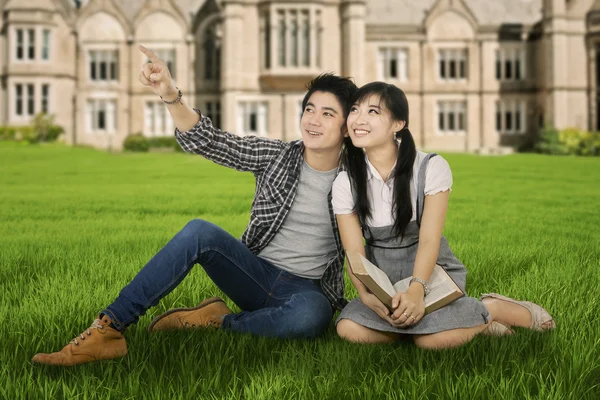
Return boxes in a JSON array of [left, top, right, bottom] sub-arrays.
[[336, 153, 490, 335]]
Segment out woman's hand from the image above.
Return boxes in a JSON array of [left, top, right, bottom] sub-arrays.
[[360, 292, 395, 325], [138, 45, 178, 100], [390, 286, 425, 328]]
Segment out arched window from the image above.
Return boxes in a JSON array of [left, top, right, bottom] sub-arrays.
[[204, 21, 222, 80]]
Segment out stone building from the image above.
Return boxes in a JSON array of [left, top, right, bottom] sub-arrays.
[[0, 0, 596, 152]]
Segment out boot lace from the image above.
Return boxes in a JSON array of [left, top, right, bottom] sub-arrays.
[[70, 319, 104, 346]]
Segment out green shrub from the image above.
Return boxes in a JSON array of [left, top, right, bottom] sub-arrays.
[[124, 135, 183, 152], [123, 134, 150, 152], [148, 136, 183, 152], [0, 118, 63, 143], [534, 126, 567, 155], [0, 127, 17, 141], [17, 126, 37, 143], [535, 126, 600, 156], [46, 125, 64, 142]]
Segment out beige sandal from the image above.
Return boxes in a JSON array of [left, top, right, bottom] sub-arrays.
[[483, 321, 514, 336], [480, 293, 556, 332]]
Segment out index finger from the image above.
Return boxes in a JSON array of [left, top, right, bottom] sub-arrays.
[[138, 45, 158, 63]]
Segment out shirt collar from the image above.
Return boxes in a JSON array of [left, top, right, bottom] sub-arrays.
[[365, 153, 397, 185]]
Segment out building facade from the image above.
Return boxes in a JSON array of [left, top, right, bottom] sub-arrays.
[[0, 0, 597, 152]]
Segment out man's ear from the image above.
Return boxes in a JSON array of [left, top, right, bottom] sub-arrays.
[[342, 125, 349, 138]]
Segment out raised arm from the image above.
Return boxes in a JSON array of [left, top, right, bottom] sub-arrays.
[[137, 45, 283, 174], [138, 45, 198, 132]]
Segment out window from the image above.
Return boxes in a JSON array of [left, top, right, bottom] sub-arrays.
[[237, 102, 268, 137], [438, 49, 468, 81], [496, 48, 525, 81], [14, 83, 36, 117], [15, 28, 37, 61], [16, 29, 24, 60], [378, 48, 408, 81], [86, 99, 117, 133], [41, 84, 50, 114], [437, 101, 466, 135], [28, 29, 35, 60], [262, 7, 321, 69], [89, 50, 119, 82], [144, 101, 172, 137], [27, 84, 34, 115], [15, 84, 23, 116], [204, 22, 222, 80], [496, 101, 526, 134], [42, 29, 51, 61], [204, 101, 221, 128]]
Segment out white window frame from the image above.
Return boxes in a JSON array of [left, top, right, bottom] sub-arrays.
[[13, 82, 52, 119], [495, 47, 525, 81], [86, 98, 117, 134], [437, 49, 468, 82], [14, 84, 24, 117], [88, 49, 119, 83], [261, 5, 321, 71], [12, 26, 52, 63], [144, 101, 173, 137], [436, 101, 467, 136], [496, 100, 526, 134], [378, 48, 408, 81], [237, 102, 268, 137], [41, 84, 50, 114], [42, 29, 51, 61]]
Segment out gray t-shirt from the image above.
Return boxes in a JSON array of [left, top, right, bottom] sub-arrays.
[[259, 161, 338, 279]]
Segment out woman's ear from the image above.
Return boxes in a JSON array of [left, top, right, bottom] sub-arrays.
[[393, 120, 406, 134]]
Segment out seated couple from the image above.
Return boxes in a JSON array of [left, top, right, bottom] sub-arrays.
[[32, 46, 555, 366]]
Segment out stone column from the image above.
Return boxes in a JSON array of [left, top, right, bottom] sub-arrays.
[[340, 0, 366, 85], [221, 0, 245, 132]]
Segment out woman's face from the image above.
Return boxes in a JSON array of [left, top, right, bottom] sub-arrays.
[[346, 94, 405, 151]]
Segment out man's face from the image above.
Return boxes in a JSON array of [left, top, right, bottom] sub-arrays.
[[300, 91, 347, 153]]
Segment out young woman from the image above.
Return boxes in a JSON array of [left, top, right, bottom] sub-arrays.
[[332, 82, 555, 349]]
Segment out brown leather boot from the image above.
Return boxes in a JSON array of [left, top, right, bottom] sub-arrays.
[[31, 315, 127, 366], [148, 297, 232, 332]]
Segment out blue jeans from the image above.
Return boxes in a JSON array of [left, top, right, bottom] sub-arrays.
[[101, 219, 333, 339]]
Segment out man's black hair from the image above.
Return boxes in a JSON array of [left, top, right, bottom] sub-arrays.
[[301, 73, 357, 119]]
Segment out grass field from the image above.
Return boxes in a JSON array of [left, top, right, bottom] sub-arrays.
[[1, 142, 599, 399]]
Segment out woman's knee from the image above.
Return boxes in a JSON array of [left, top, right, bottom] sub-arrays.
[[336, 319, 364, 342]]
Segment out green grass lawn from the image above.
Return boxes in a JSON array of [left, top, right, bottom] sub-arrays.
[[1, 142, 599, 399]]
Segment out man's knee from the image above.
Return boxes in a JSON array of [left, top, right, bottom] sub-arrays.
[[181, 219, 222, 244], [285, 292, 333, 339]]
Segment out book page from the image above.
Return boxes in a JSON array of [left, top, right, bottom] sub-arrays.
[[392, 265, 462, 305], [426, 265, 461, 304], [358, 254, 396, 297]]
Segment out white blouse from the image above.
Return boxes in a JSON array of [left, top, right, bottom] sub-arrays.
[[332, 151, 453, 227]]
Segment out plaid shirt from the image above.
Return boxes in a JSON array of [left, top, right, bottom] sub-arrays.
[[175, 112, 348, 310]]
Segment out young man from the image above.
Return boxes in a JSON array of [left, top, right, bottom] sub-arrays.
[[32, 46, 357, 366]]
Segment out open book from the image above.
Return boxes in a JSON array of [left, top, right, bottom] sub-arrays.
[[346, 252, 464, 314]]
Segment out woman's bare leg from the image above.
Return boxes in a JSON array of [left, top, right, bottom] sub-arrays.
[[336, 319, 401, 344], [412, 323, 490, 349]]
